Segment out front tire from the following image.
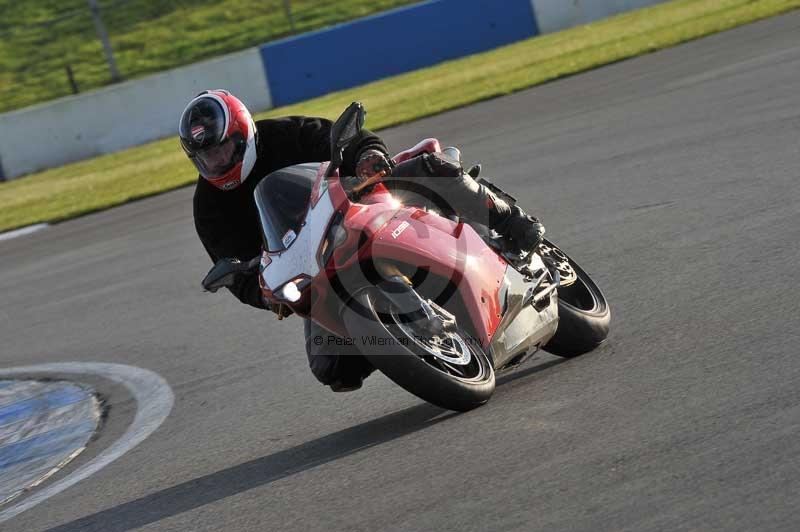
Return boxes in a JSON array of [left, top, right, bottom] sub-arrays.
[[542, 243, 611, 357], [342, 289, 495, 412]]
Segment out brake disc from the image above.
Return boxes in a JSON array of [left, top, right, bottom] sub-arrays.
[[539, 242, 577, 287]]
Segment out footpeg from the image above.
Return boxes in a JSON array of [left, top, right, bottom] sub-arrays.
[[522, 270, 560, 308]]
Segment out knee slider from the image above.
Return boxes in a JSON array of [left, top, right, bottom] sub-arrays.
[[424, 152, 463, 178]]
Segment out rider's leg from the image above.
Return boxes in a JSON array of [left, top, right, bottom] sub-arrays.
[[304, 319, 374, 392], [389, 153, 545, 252]]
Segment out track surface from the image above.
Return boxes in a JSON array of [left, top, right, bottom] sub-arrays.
[[2, 12, 799, 531]]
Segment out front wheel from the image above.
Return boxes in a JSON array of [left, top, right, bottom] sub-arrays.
[[342, 289, 495, 412], [541, 241, 611, 357]]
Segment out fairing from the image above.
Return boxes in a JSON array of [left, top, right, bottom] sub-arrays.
[[254, 163, 318, 253], [258, 164, 336, 291], [368, 209, 507, 346], [257, 138, 559, 368], [488, 254, 559, 369]]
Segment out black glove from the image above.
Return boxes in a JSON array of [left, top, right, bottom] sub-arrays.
[[202, 258, 241, 293], [356, 148, 392, 179], [342, 149, 392, 200]]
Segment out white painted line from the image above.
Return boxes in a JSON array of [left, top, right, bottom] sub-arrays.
[[0, 223, 49, 243], [0, 363, 174, 524]]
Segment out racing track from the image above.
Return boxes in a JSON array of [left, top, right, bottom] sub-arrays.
[[1, 11, 799, 531]]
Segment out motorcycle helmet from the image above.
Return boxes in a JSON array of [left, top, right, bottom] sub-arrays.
[[179, 89, 257, 190]]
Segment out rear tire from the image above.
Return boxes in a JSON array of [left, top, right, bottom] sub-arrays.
[[342, 289, 495, 412], [543, 246, 611, 357]]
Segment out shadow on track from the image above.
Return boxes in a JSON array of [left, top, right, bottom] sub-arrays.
[[44, 402, 453, 532], [45, 356, 568, 531], [496, 357, 568, 386]]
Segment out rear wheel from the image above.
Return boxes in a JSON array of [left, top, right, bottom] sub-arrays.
[[342, 289, 495, 412], [541, 241, 611, 357]]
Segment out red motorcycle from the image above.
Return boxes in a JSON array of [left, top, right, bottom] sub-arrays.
[[204, 103, 610, 411]]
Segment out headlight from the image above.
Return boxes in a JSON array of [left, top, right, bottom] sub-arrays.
[[275, 276, 312, 303], [277, 281, 302, 303]]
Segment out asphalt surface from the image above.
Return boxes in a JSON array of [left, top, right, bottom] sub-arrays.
[[2, 11, 800, 532]]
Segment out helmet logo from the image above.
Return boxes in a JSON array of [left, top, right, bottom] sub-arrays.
[[191, 125, 206, 142]]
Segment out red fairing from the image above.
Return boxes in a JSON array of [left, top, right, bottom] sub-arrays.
[[391, 138, 441, 164], [268, 149, 506, 345], [367, 208, 507, 346]]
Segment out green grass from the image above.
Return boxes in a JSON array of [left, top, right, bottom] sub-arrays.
[[1, 0, 798, 233], [0, 0, 419, 113]]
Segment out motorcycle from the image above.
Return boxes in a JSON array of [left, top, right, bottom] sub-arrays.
[[204, 102, 610, 412]]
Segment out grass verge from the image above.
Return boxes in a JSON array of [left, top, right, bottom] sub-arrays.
[[0, 0, 419, 113], [1, 0, 798, 233]]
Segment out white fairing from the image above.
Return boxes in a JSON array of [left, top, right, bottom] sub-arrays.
[[261, 186, 335, 289]]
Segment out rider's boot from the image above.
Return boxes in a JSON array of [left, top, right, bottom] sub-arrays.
[[491, 204, 546, 254], [329, 367, 375, 393], [424, 152, 546, 253], [329, 356, 375, 393]]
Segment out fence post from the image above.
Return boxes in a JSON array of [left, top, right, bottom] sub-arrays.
[[282, 0, 296, 33], [86, 0, 122, 82], [65, 65, 80, 94]]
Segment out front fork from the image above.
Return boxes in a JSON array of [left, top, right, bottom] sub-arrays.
[[374, 261, 456, 335]]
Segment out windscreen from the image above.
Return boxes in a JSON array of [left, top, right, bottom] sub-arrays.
[[254, 164, 318, 253]]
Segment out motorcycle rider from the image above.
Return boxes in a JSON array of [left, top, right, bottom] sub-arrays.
[[182, 89, 545, 392]]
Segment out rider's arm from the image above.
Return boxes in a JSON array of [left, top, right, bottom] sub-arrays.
[[228, 270, 268, 310], [193, 181, 268, 310], [261, 116, 388, 176]]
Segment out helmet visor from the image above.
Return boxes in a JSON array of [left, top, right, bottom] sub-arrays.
[[179, 97, 226, 151], [192, 137, 239, 178]]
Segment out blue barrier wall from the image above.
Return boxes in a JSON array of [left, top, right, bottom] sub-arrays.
[[260, 0, 539, 107]]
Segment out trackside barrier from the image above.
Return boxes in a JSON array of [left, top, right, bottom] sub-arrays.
[[0, 48, 270, 180], [259, 0, 540, 107], [531, 0, 667, 34], [0, 0, 668, 180]]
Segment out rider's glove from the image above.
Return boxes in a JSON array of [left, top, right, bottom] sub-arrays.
[[356, 148, 392, 180], [342, 149, 392, 201]]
